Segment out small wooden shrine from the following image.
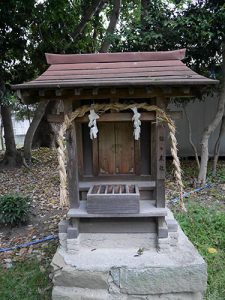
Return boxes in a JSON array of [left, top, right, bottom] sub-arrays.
[[13, 49, 216, 246], [13, 49, 217, 300]]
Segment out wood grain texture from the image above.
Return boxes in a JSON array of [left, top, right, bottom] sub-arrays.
[[154, 97, 166, 208], [68, 200, 167, 218], [35, 71, 203, 81], [76, 112, 155, 123], [76, 123, 83, 177], [38, 70, 195, 80], [48, 59, 184, 71], [45, 49, 186, 64], [79, 180, 156, 191], [115, 122, 134, 174], [64, 100, 80, 209], [98, 123, 115, 174], [14, 77, 217, 91], [79, 218, 156, 234], [12, 49, 217, 95]]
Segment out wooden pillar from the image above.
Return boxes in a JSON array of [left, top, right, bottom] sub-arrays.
[[64, 100, 80, 209], [154, 97, 167, 208]]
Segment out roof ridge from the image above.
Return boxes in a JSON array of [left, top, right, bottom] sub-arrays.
[[45, 49, 186, 65]]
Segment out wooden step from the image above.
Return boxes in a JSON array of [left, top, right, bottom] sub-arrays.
[[67, 200, 167, 218]]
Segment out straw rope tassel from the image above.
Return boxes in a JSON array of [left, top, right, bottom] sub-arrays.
[[56, 103, 185, 210]]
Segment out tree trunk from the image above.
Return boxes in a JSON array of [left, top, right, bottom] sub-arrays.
[[183, 105, 200, 169], [32, 102, 54, 149], [23, 100, 49, 164], [141, 0, 149, 27], [99, 0, 121, 53], [213, 115, 225, 176], [0, 107, 4, 150], [32, 100, 63, 150], [198, 47, 225, 184], [0, 105, 22, 168]]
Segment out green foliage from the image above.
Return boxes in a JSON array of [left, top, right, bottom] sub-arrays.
[[0, 194, 31, 225], [175, 202, 225, 299]]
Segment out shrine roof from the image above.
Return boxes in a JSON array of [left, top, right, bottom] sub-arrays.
[[12, 49, 217, 92]]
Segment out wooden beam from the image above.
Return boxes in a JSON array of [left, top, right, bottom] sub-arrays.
[[157, 216, 168, 238], [38, 90, 45, 97], [146, 87, 153, 94], [92, 88, 99, 95], [92, 138, 99, 176], [46, 111, 182, 124], [153, 97, 166, 208], [110, 88, 117, 94], [64, 100, 80, 209], [76, 123, 84, 176], [162, 87, 172, 94], [134, 140, 141, 175], [67, 200, 167, 218], [74, 88, 81, 96], [19, 86, 199, 104], [129, 88, 134, 95], [183, 87, 190, 94], [76, 112, 156, 123]]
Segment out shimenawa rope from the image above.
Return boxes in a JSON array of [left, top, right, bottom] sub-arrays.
[[56, 103, 185, 211]]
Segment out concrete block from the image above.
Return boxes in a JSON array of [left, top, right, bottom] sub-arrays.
[[58, 233, 67, 250], [58, 220, 69, 233], [158, 217, 168, 238], [158, 237, 169, 252], [119, 264, 207, 295], [52, 210, 207, 300], [166, 219, 178, 232], [52, 286, 203, 300], [52, 286, 109, 300], [146, 292, 203, 300], [53, 266, 109, 290], [169, 232, 179, 247], [67, 226, 79, 239], [67, 238, 79, 254]]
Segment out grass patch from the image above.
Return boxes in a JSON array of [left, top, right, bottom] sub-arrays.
[[0, 243, 57, 300], [175, 202, 225, 300], [0, 258, 52, 300]]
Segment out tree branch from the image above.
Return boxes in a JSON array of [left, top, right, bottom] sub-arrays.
[[99, 0, 121, 53], [183, 105, 200, 170], [66, 0, 107, 50], [23, 100, 49, 164]]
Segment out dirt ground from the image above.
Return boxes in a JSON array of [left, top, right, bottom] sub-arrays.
[[1, 148, 225, 261], [0, 148, 67, 261]]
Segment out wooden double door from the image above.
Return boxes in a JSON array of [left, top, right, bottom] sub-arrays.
[[97, 122, 135, 175]]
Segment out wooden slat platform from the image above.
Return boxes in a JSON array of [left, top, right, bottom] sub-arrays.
[[67, 200, 167, 218], [79, 180, 156, 191]]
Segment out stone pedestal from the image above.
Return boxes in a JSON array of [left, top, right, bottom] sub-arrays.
[[51, 212, 207, 300]]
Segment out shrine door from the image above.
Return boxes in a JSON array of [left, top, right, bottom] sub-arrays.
[[98, 122, 135, 175]]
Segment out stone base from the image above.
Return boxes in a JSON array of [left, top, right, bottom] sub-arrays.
[[51, 222, 207, 300]]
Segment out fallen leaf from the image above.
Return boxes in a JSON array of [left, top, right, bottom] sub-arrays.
[[208, 247, 217, 254]]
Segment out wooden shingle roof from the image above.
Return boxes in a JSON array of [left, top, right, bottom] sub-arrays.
[[12, 49, 217, 91]]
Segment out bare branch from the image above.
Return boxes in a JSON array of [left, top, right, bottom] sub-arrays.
[[183, 105, 200, 170]]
